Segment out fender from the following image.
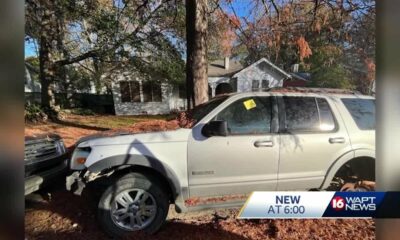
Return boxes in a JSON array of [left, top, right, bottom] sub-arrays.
[[319, 148, 376, 189], [319, 150, 355, 189], [87, 154, 181, 199], [354, 148, 375, 159]]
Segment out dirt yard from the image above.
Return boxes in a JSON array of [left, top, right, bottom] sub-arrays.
[[25, 113, 174, 148], [25, 113, 375, 240]]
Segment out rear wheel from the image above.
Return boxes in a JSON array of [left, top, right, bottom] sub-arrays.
[[327, 160, 375, 191], [97, 173, 169, 238]]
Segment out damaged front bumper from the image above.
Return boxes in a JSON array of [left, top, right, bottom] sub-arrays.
[[66, 171, 86, 195]]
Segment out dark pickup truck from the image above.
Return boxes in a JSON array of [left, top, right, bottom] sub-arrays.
[[25, 134, 69, 195]]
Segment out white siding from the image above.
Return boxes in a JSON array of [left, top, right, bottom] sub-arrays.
[[234, 60, 285, 92], [208, 77, 230, 97], [111, 72, 185, 115], [111, 58, 289, 115]]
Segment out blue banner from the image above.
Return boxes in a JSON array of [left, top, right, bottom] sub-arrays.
[[238, 191, 400, 219], [323, 192, 385, 217]]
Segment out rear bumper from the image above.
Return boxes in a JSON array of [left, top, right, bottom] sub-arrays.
[[24, 160, 68, 195]]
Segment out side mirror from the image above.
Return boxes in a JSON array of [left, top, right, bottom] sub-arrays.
[[202, 120, 228, 137]]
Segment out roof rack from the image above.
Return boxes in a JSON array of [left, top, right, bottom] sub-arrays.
[[266, 87, 361, 95]]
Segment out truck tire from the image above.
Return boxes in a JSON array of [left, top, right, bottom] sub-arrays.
[[97, 173, 169, 238]]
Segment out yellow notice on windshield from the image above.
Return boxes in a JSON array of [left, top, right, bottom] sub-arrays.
[[243, 99, 256, 110]]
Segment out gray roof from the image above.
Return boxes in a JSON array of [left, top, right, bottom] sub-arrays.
[[208, 59, 243, 77]]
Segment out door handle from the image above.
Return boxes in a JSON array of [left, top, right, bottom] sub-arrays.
[[254, 140, 274, 147], [329, 137, 345, 144]]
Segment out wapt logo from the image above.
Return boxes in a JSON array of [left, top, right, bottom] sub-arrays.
[[323, 192, 386, 217], [328, 193, 377, 216], [331, 196, 346, 211]]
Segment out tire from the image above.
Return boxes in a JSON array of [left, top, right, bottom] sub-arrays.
[[97, 173, 169, 238]]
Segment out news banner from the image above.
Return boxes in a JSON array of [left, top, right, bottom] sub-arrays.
[[237, 192, 400, 218]]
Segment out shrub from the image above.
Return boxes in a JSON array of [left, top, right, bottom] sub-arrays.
[[25, 103, 48, 123]]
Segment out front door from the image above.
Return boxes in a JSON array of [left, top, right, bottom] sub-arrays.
[[187, 96, 279, 198]]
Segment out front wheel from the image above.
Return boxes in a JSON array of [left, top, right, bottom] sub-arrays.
[[97, 173, 169, 238]]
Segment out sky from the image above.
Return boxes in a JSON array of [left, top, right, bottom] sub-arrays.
[[25, 39, 37, 58]]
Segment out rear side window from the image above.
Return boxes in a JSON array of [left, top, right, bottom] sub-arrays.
[[283, 97, 319, 132], [341, 98, 375, 130], [317, 98, 336, 131], [283, 97, 336, 132]]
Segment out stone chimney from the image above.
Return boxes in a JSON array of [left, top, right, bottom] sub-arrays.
[[224, 57, 230, 70]]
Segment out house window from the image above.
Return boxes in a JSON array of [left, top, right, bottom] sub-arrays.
[[120, 81, 140, 103], [261, 80, 269, 91], [252, 80, 259, 91], [143, 81, 162, 102], [178, 84, 186, 99], [230, 78, 238, 92]]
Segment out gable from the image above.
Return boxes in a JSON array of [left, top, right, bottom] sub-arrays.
[[233, 58, 290, 80]]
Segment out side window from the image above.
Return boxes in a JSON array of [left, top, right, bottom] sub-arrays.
[[317, 98, 336, 131], [283, 97, 337, 132], [283, 97, 319, 132], [214, 97, 272, 135], [341, 98, 375, 130]]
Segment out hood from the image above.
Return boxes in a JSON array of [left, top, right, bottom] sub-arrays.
[[76, 128, 192, 147]]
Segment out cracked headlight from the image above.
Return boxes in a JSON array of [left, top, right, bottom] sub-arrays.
[[70, 146, 91, 170]]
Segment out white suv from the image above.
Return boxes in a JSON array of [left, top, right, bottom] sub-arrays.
[[66, 88, 375, 237]]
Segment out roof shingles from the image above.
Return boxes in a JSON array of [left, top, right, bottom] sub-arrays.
[[208, 59, 243, 77]]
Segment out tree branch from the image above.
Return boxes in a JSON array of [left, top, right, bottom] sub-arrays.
[[55, 0, 169, 66], [270, 0, 280, 22], [261, 0, 270, 15]]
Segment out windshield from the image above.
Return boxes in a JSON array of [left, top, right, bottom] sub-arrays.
[[191, 96, 229, 123]]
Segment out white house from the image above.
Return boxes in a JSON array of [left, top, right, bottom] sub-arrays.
[[25, 63, 41, 93], [208, 57, 291, 97], [111, 71, 187, 115], [112, 57, 292, 115], [24, 62, 102, 95]]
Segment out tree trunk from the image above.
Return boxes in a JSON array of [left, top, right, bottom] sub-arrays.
[[38, 1, 60, 118], [185, 0, 195, 109], [92, 57, 103, 94], [55, 3, 72, 108], [186, 0, 208, 108], [39, 35, 56, 111]]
